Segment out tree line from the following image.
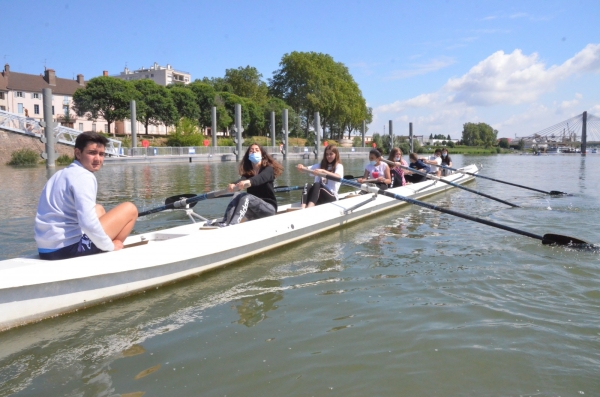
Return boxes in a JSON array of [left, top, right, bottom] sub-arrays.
[[72, 52, 372, 140]]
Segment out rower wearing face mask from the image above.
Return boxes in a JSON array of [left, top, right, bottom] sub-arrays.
[[357, 149, 391, 190], [440, 147, 453, 176], [215, 144, 283, 227], [387, 147, 408, 188], [420, 148, 443, 177]]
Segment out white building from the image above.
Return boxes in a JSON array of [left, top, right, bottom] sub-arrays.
[[0, 63, 101, 132], [112, 62, 191, 86]]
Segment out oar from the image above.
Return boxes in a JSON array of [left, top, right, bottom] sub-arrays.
[[301, 170, 592, 249], [162, 185, 304, 206], [382, 159, 520, 208], [138, 188, 230, 217], [441, 165, 567, 196]]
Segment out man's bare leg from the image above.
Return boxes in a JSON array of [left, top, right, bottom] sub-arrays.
[[99, 202, 138, 247]]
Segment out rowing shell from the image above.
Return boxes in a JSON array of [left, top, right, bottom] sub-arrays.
[[0, 165, 478, 331]]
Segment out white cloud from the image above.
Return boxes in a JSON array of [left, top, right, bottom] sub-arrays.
[[386, 56, 455, 80], [372, 44, 600, 138], [445, 44, 600, 106]]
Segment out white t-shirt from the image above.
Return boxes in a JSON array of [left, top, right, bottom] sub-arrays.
[[35, 161, 114, 252], [309, 163, 344, 199], [365, 162, 389, 180], [427, 155, 442, 173]]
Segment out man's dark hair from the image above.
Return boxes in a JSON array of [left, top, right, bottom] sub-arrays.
[[75, 132, 109, 152]]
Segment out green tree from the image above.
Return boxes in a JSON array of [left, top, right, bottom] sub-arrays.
[[499, 138, 510, 149], [132, 79, 178, 134], [167, 117, 205, 147], [168, 85, 200, 121], [224, 66, 269, 104], [188, 82, 218, 129], [72, 76, 137, 136], [269, 51, 368, 139], [199, 77, 233, 93], [461, 122, 498, 147], [263, 98, 300, 139]]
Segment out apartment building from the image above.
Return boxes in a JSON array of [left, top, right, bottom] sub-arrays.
[[0, 64, 109, 132], [112, 62, 191, 86]]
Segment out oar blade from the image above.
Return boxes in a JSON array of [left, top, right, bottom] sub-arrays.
[[542, 233, 590, 248], [165, 194, 198, 208], [549, 190, 569, 196]]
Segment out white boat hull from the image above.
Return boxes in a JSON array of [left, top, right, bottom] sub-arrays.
[[0, 165, 478, 331]]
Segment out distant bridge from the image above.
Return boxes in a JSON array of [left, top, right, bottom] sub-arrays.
[[0, 109, 123, 156], [515, 111, 600, 153]]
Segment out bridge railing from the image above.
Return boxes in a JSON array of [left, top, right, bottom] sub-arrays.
[[121, 145, 371, 157], [0, 109, 122, 156]]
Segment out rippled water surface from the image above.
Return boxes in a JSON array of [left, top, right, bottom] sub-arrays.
[[0, 154, 599, 397]]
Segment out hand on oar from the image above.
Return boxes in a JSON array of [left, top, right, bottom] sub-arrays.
[[381, 159, 520, 208], [442, 165, 568, 196], [300, 169, 593, 250]]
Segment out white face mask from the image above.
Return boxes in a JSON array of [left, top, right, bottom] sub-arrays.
[[394, 157, 400, 161]]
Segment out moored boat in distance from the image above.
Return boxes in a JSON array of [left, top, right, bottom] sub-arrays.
[[0, 165, 478, 332]]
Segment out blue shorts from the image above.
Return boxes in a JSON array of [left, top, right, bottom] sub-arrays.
[[38, 234, 104, 260]]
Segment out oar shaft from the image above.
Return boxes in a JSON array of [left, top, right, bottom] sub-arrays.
[[443, 166, 552, 195], [328, 174, 545, 242], [138, 188, 229, 217], [383, 160, 519, 208], [298, 169, 589, 248]]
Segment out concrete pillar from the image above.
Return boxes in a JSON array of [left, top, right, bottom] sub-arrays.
[[234, 104, 244, 162], [270, 111, 276, 148], [41, 88, 55, 168], [130, 100, 137, 152], [581, 111, 587, 156], [282, 109, 289, 160], [211, 106, 217, 149], [409, 122, 414, 153], [314, 112, 321, 160], [361, 120, 366, 147], [388, 120, 393, 151]]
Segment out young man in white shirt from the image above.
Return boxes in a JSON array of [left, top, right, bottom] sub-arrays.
[[35, 132, 138, 260]]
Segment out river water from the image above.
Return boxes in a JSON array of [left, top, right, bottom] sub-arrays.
[[0, 154, 599, 397]]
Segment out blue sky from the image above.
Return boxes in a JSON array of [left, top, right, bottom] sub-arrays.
[[3, 0, 599, 139]]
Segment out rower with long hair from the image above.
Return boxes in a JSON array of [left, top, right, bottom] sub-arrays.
[[296, 145, 344, 208], [440, 147, 453, 176], [387, 147, 408, 188], [216, 143, 283, 226]]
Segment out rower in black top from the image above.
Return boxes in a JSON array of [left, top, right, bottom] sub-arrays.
[[218, 144, 283, 226]]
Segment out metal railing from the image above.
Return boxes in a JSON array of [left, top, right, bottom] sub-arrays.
[[121, 145, 371, 157], [0, 109, 122, 156]]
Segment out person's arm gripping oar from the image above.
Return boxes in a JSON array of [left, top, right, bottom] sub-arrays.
[[138, 188, 230, 217], [300, 169, 592, 249], [442, 165, 567, 196], [382, 159, 520, 208]]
